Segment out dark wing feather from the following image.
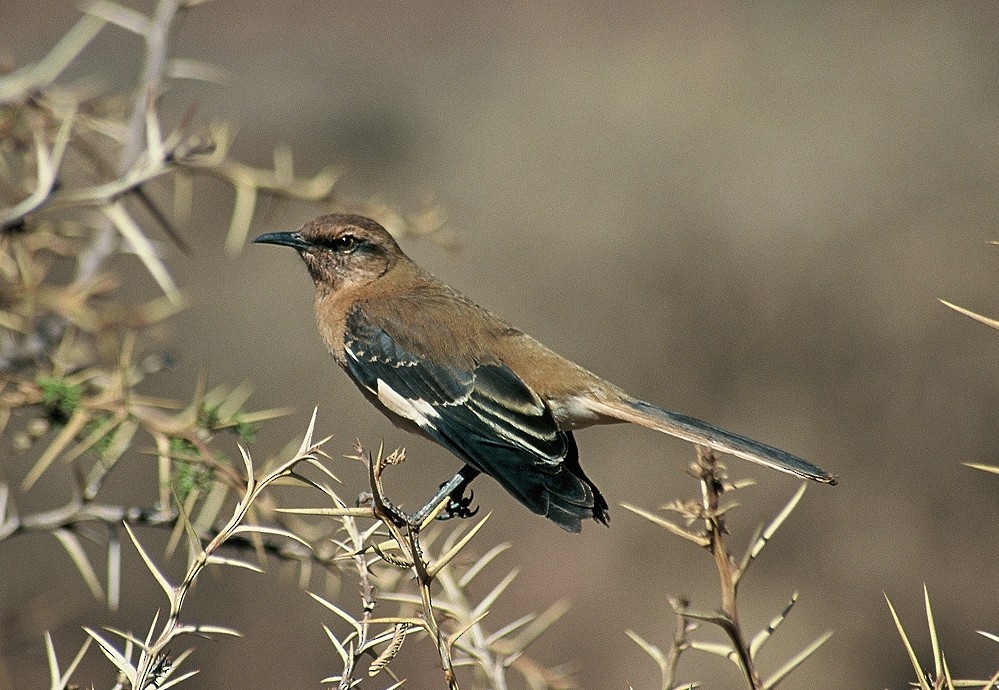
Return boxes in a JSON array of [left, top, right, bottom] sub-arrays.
[[342, 305, 607, 531]]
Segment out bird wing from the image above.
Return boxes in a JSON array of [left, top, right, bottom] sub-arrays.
[[341, 304, 607, 531]]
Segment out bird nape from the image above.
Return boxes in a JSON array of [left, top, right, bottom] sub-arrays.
[[255, 214, 836, 532]]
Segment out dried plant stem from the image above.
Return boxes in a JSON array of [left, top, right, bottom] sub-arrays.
[[626, 448, 829, 689], [368, 449, 461, 688], [84, 411, 331, 688], [695, 447, 761, 688], [77, 0, 182, 285], [295, 443, 573, 689]]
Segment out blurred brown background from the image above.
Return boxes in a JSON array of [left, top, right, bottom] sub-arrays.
[[3, 1, 999, 688]]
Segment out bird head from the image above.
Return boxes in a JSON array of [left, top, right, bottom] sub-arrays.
[[254, 214, 403, 293]]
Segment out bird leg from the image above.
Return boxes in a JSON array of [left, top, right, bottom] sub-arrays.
[[407, 465, 481, 526], [361, 466, 481, 528]]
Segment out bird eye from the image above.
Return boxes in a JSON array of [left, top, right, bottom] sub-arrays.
[[334, 234, 359, 253]]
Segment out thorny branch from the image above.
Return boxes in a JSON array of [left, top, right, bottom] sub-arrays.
[[694, 447, 762, 687], [76, 0, 184, 284], [285, 442, 575, 690], [622, 448, 831, 690]]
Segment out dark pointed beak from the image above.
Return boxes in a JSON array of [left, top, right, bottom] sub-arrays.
[[253, 231, 310, 250]]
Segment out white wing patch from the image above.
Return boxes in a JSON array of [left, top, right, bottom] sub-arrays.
[[377, 378, 440, 429]]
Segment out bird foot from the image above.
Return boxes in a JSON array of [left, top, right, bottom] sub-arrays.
[[436, 488, 478, 521], [356, 467, 480, 528]]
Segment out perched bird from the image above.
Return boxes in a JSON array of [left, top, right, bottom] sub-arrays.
[[255, 214, 836, 532]]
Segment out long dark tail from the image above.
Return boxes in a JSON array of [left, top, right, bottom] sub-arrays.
[[584, 398, 837, 485]]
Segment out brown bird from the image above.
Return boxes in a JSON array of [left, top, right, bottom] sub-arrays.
[[255, 214, 836, 532]]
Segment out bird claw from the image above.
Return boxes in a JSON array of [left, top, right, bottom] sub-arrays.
[[437, 488, 478, 521]]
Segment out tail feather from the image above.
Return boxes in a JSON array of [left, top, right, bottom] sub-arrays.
[[498, 432, 610, 533], [584, 398, 837, 485]]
